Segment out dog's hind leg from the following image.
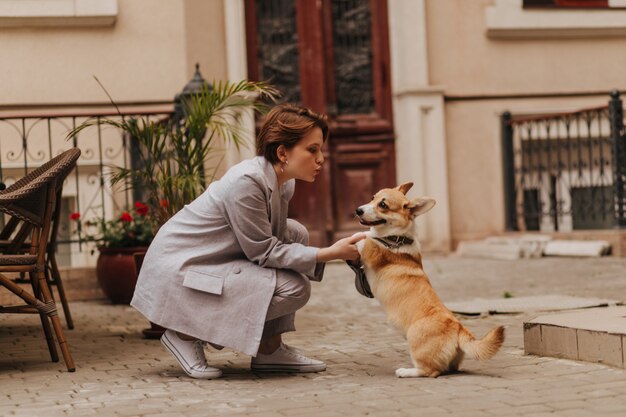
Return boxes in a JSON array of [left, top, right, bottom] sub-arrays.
[[396, 362, 440, 378], [395, 354, 433, 378], [395, 366, 423, 378], [396, 345, 428, 378], [449, 349, 465, 373], [401, 322, 452, 378]]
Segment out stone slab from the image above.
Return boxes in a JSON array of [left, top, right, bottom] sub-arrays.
[[577, 330, 623, 368], [486, 235, 552, 258], [455, 240, 523, 260], [527, 306, 626, 333], [446, 294, 619, 315], [523, 321, 543, 354], [541, 325, 579, 359], [543, 240, 611, 257], [524, 306, 626, 369]]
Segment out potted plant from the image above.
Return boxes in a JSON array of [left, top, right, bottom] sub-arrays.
[[70, 202, 156, 304], [67, 75, 278, 331]]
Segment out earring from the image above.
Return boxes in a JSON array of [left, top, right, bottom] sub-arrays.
[[280, 159, 288, 174]]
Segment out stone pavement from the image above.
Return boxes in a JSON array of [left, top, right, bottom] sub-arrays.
[[1, 255, 626, 417]]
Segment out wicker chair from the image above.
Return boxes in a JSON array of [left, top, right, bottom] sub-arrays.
[[0, 148, 80, 371], [0, 171, 76, 329]]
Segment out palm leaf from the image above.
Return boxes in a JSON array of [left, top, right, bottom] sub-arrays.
[[67, 79, 278, 231]]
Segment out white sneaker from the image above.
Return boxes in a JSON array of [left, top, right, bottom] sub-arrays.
[[251, 343, 326, 373], [160, 329, 222, 379]]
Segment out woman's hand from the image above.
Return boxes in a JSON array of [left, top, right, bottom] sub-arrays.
[[317, 232, 367, 262]]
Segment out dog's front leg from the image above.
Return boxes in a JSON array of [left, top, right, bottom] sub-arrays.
[[355, 231, 372, 255]]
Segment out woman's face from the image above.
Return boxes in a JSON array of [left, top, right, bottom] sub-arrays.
[[283, 127, 325, 182]]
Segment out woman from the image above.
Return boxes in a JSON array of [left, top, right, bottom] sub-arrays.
[[131, 104, 364, 379]]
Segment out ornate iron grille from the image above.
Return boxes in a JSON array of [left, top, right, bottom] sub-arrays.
[[255, 0, 301, 104], [331, 0, 375, 115], [502, 91, 626, 231], [0, 106, 172, 264]]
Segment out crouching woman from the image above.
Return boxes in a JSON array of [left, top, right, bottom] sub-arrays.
[[131, 104, 364, 379]]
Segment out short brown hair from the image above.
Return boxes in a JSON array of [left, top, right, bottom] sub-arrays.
[[256, 104, 329, 164]]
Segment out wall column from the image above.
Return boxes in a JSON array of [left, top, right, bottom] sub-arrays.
[[223, 0, 256, 170], [388, 0, 451, 251]]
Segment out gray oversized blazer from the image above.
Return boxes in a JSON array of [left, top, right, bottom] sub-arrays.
[[130, 156, 325, 356]]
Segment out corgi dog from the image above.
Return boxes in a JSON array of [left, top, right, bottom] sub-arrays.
[[355, 182, 505, 378]]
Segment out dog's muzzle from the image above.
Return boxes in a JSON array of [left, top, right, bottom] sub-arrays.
[[355, 207, 386, 226], [358, 218, 387, 226]]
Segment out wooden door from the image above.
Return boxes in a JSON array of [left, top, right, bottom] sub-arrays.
[[246, 0, 395, 246]]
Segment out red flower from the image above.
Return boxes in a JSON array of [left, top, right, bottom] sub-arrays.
[[70, 212, 81, 221], [134, 201, 149, 216], [120, 212, 133, 223], [159, 199, 169, 208]]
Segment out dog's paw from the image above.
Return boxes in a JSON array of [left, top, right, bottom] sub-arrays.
[[395, 367, 419, 378]]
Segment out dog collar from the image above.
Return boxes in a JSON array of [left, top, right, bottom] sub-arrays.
[[373, 235, 414, 249]]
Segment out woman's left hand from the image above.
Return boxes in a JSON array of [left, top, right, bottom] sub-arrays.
[[317, 232, 366, 262]]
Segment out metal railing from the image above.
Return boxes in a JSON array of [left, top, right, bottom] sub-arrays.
[[501, 90, 626, 232], [0, 104, 174, 265]]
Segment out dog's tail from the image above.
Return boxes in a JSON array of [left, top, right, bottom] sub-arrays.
[[459, 325, 505, 360]]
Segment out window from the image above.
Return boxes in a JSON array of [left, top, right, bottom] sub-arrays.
[[0, 0, 117, 27], [524, 0, 626, 8], [246, 0, 392, 123], [486, 0, 626, 38], [251, 0, 301, 104]]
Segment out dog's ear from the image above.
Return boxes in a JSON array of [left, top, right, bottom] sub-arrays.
[[396, 182, 414, 195], [405, 197, 436, 218]]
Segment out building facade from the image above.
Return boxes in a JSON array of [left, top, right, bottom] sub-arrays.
[[2, 0, 626, 267]]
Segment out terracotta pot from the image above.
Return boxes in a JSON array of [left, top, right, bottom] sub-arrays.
[[142, 321, 167, 339], [96, 246, 148, 304], [131, 251, 166, 339]]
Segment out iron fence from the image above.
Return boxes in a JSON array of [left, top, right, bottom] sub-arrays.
[[0, 104, 174, 266], [502, 90, 626, 232]]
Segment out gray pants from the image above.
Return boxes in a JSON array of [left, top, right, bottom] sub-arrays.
[[262, 219, 312, 338]]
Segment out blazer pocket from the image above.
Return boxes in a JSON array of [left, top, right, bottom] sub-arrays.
[[182, 269, 225, 295]]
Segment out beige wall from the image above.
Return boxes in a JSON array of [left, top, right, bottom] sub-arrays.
[[0, 0, 228, 105], [416, 0, 626, 246], [184, 0, 228, 83], [446, 95, 613, 244], [426, 0, 626, 95], [5, 0, 622, 253], [0, 0, 230, 267]]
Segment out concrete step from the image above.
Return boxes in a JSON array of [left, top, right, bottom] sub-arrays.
[[456, 235, 612, 259], [524, 306, 626, 369], [447, 294, 618, 315], [0, 267, 103, 306], [543, 240, 611, 257]]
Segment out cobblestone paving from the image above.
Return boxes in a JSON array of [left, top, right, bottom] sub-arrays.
[[1, 256, 626, 416]]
